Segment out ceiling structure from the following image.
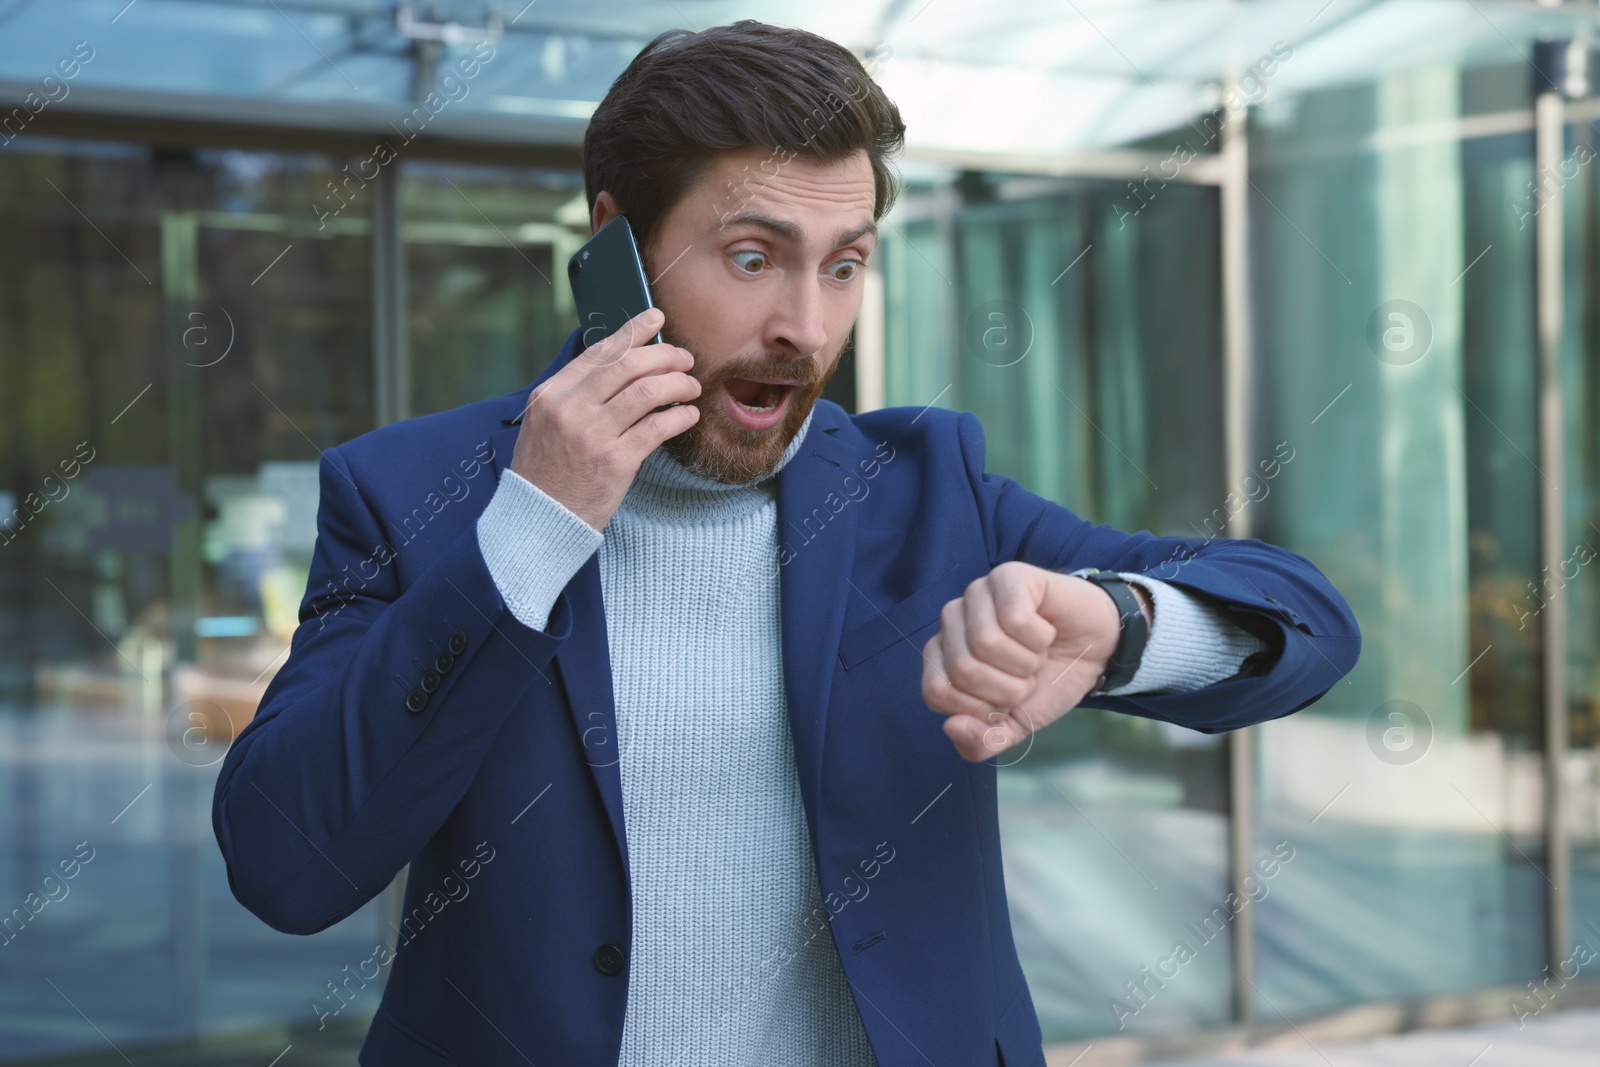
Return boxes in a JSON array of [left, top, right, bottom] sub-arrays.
[[0, 0, 1594, 162]]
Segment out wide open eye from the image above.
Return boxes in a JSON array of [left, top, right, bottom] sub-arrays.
[[730, 250, 767, 274]]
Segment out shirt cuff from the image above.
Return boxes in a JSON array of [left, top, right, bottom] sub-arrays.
[[476, 468, 604, 632], [1069, 568, 1272, 696]]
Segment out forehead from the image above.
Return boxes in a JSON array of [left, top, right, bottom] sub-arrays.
[[691, 145, 876, 238]]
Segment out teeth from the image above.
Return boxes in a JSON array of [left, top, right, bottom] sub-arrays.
[[733, 382, 784, 414]]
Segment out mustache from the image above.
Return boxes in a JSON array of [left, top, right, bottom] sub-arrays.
[[699, 358, 819, 389]]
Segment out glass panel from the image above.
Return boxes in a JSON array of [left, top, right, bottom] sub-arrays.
[[880, 206, 955, 414], [1250, 69, 1547, 1019], [881, 174, 1232, 1040], [400, 160, 584, 418], [0, 139, 382, 1059], [1563, 118, 1600, 964]]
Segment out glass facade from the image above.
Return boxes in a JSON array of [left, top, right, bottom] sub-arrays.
[[1560, 103, 1600, 980], [1247, 69, 1549, 1016], [0, 139, 589, 1059], [400, 159, 582, 420], [4, 4, 1600, 1062], [0, 139, 385, 1055], [882, 176, 1236, 1041], [880, 58, 1600, 1047], [0, 133, 866, 1061]]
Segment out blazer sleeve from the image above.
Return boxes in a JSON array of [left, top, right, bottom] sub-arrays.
[[211, 444, 582, 935], [956, 410, 1361, 733]]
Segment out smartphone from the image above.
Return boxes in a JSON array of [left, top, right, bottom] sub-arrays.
[[567, 215, 683, 413]]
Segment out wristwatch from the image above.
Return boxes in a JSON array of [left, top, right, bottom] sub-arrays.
[[1075, 569, 1150, 695]]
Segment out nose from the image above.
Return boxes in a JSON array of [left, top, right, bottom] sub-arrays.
[[767, 271, 830, 361]]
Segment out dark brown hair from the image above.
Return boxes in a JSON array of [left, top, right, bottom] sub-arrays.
[[582, 20, 907, 260]]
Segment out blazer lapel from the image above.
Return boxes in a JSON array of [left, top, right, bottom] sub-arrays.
[[483, 327, 863, 884], [774, 412, 860, 851], [487, 329, 633, 883]]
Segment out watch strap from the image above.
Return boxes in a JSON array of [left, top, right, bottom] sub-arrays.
[[1077, 570, 1150, 694]]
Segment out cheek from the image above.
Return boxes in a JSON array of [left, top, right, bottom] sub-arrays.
[[687, 283, 769, 347], [648, 276, 700, 348], [661, 256, 743, 324]]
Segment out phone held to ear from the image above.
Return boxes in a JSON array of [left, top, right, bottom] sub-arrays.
[[567, 216, 683, 414]]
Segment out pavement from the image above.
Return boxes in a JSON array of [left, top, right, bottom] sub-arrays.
[[1154, 1007, 1600, 1066]]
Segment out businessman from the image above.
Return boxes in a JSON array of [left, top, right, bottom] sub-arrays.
[[213, 19, 1360, 1067]]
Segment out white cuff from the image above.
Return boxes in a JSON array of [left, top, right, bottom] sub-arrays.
[[476, 468, 603, 632], [1069, 569, 1272, 695]]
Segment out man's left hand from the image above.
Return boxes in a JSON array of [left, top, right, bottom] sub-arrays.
[[921, 562, 1151, 762]]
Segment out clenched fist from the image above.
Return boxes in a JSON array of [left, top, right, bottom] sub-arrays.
[[921, 562, 1151, 762]]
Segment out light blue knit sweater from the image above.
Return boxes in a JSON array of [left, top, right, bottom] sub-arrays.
[[475, 405, 1268, 1064]]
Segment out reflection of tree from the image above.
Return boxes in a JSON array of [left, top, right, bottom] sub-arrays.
[[1575, 686, 1599, 750], [1466, 530, 1542, 745], [1568, 620, 1600, 751], [1563, 517, 1600, 751]]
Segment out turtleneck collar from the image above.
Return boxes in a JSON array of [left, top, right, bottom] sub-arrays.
[[618, 405, 817, 523]]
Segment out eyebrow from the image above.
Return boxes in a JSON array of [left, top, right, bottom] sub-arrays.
[[719, 212, 878, 248]]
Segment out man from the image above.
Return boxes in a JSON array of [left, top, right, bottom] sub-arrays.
[[213, 20, 1360, 1067]]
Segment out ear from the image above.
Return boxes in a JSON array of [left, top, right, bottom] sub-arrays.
[[591, 191, 622, 234]]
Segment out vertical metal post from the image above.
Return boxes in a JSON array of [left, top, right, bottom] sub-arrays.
[[1532, 36, 1577, 977], [163, 211, 201, 670], [372, 156, 409, 428], [369, 154, 412, 972], [1219, 74, 1257, 1028], [856, 264, 887, 413], [938, 189, 960, 412], [160, 209, 204, 1038]]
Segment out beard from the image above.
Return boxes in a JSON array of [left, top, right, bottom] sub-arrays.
[[656, 321, 848, 485]]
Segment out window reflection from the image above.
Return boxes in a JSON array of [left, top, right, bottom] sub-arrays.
[[401, 159, 582, 417], [1562, 120, 1600, 970], [0, 139, 382, 1058], [1251, 76, 1547, 1015], [883, 176, 1234, 1041]]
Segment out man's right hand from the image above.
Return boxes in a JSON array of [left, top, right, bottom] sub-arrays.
[[509, 307, 701, 532]]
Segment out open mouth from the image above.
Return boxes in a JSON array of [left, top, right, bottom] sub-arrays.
[[726, 378, 790, 412], [722, 378, 797, 429]]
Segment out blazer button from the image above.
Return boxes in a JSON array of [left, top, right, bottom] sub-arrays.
[[592, 943, 626, 976], [405, 688, 428, 714], [420, 668, 441, 694], [448, 630, 467, 655], [434, 650, 455, 674]]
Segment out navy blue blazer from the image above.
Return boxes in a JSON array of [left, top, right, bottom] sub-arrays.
[[213, 325, 1360, 1067]]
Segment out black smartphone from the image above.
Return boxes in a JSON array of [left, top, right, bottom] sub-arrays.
[[568, 215, 663, 347], [567, 215, 681, 412]]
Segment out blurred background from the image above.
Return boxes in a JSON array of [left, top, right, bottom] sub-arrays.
[[1, 0, 1599, 1063]]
